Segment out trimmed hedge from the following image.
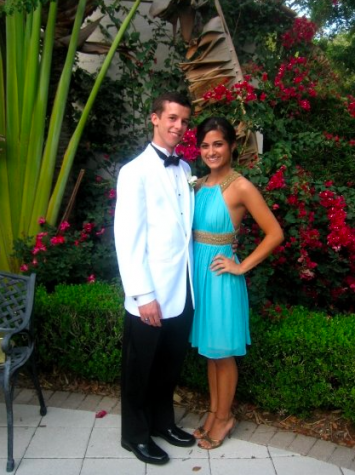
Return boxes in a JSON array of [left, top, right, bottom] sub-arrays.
[[34, 282, 125, 382], [34, 283, 355, 421]]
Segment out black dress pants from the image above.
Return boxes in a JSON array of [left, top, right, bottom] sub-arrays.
[[121, 281, 193, 444]]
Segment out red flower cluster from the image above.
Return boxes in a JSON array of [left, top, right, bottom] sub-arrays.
[[319, 190, 355, 256], [176, 129, 200, 162], [32, 232, 48, 255], [266, 166, 287, 191], [281, 17, 318, 49], [346, 96, 355, 118], [50, 235, 65, 245], [274, 56, 317, 110], [202, 80, 257, 105], [202, 83, 234, 103], [323, 131, 355, 147]]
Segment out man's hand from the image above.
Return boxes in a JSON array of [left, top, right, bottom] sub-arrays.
[[138, 300, 163, 327]]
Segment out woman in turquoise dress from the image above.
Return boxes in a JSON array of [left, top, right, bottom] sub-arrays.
[[190, 117, 284, 450]]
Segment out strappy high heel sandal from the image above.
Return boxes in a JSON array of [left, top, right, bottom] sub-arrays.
[[198, 414, 237, 450], [193, 410, 216, 439]]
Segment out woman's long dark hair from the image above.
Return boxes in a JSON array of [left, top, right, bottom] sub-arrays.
[[196, 117, 237, 148]]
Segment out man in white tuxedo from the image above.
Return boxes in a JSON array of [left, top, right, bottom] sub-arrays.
[[114, 92, 195, 465]]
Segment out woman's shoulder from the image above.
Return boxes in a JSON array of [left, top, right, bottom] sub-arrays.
[[194, 175, 209, 193]]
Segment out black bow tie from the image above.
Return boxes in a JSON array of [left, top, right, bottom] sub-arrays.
[[151, 144, 180, 167]]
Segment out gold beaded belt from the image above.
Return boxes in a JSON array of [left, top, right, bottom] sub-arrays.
[[193, 230, 236, 245]]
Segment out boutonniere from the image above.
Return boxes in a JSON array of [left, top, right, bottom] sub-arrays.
[[187, 174, 198, 190]]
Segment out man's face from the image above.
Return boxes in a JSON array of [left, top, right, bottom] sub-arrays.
[[151, 101, 191, 154]]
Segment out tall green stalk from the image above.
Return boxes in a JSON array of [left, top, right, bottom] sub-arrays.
[[0, 0, 142, 272], [47, 0, 142, 224]]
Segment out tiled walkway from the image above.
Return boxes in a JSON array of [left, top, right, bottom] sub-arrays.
[[0, 388, 354, 474]]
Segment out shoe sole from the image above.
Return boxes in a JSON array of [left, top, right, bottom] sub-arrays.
[[121, 440, 169, 465]]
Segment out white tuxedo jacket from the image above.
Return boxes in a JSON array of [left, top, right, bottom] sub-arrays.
[[114, 144, 195, 318]]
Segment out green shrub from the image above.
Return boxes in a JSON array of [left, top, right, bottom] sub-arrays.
[[236, 306, 355, 421], [34, 282, 125, 382], [34, 283, 355, 421]]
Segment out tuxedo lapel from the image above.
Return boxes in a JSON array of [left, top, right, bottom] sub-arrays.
[[148, 145, 184, 226]]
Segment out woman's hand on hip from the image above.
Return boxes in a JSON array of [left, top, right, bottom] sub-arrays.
[[210, 254, 245, 276]]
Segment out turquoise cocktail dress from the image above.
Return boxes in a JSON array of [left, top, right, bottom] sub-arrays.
[[190, 171, 251, 358]]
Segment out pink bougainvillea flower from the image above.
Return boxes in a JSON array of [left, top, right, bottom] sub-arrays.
[[20, 264, 29, 272], [96, 228, 105, 236], [59, 221, 70, 232], [38, 217, 46, 225], [50, 235, 65, 245], [83, 222, 95, 233], [96, 175, 103, 182], [95, 410, 107, 418], [32, 244, 47, 255], [108, 189, 116, 200], [259, 92, 267, 102], [32, 258, 38, 266], [87, 274, 96, 284], [272, 204, 280, 210]]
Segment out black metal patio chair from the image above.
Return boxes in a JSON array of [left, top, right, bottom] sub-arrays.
[[0, 271, 47, 472]]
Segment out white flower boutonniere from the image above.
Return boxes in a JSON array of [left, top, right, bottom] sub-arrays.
[[187, 175, 198, 190]]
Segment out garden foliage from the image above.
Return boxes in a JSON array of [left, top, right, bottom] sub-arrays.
[[34, 282, 125, 382], [34, 283, 355, 421], [180, 10, 355, 313]]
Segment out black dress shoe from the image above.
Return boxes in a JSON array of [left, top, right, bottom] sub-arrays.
[[121, 438, 169, 465], [153, 425, 196, 447]]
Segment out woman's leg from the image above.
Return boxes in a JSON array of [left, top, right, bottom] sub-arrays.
[[194, 359, 218, 437], [199, 357, 238, 448]]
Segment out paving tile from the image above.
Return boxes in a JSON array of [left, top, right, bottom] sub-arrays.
[[46, 390, 70, 407], [273, 454, 342, 475], [81, 458, 145, 475], [287, 434, 317, 455], [347, 460, 355, 472], [40, 407, 94, 428], [0, 403, 42, 427], [152, 437, 208, 459], [343, 468, 355, 475], [94, 413, 121, 428], [59, 392, 86, 410], [209, 439, 269, 459], [95, 396, 118, 413], [40, 390, 55, 404], [0, 426, 36, 458], [179, 411, 201, 430], [210, 457, 276, 475], [268, 431, 296, 450], [0, 458, 21, 475], [110, 401, 121, 415], [15, 458, 82, 475], [307, 439, 337, 462], [86, 428, 122, 458], [174, 405, 187, 424], [25, 426, 91, 458], [328, 446, 355, 469], [13, 389, 36, 405], [234, 420, 257, 441], [268, 447, 300, 458], [147, 458, 211, 475], [78, 394, 103, 412], [249, 425, 278, 445]]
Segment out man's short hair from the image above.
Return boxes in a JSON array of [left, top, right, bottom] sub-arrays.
[[151, 92, 192, 116]]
